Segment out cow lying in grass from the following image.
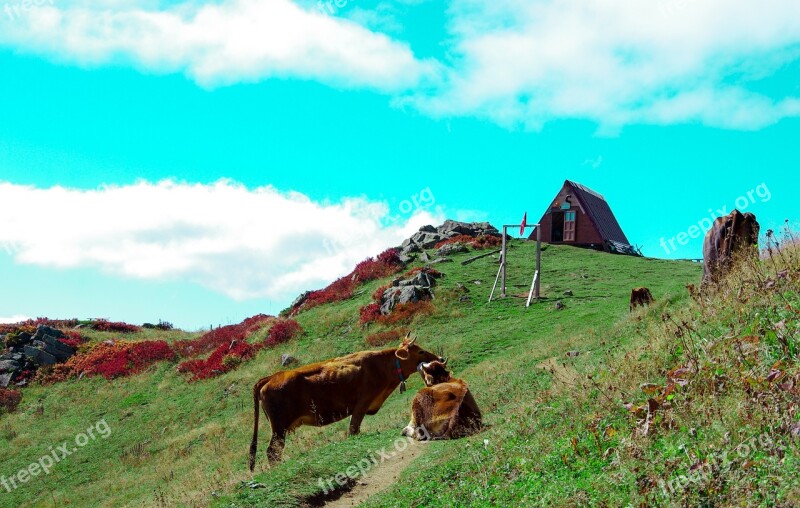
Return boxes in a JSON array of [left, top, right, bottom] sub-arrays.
[[402, 360, 482, 440], [249, 334, 443, 469]]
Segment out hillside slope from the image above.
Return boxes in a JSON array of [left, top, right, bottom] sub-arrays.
[[3, 240, 795, 507]]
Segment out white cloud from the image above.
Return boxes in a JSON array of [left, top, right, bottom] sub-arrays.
[[2, 0, 799, 129], [0, 180, 444, 301], [0, 0, 437, 91], [411, 0, 800, 130], [0, 315, 31, 324]]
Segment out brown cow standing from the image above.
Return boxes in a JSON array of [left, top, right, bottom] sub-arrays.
[[249, 334, 442, 469], [703, 210, 760, 287], [402, 360, 482, 441], [630, 287, 654, 311]]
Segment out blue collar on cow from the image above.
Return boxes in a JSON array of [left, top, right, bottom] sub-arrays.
[[396, 358, 407, 394]]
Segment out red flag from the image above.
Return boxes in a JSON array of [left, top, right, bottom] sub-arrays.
[[520, 212, 527, 236]]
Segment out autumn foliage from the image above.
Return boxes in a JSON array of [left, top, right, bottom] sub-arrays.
[[177, 318, 303, 381], [265, 319, 303, 347], [177, 340, 260, 381], [359, 303, 382, 326], [90, 320, 141, 334], [172, 314, 274, 358], [0, 388, 22, 414], [434, 234, 501, 250], [293, 248, 404, 313], [46, 340, 176, 382]]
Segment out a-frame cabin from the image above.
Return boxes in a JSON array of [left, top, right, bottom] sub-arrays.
[[529, 180, 638, 255]]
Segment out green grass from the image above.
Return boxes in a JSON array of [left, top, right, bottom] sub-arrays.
[[2, 240, 796, 507]]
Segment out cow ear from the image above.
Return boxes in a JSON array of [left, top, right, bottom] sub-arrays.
[[395, 347, 410, 360]]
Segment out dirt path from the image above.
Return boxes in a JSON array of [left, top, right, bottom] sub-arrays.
[[323, 440, 427, 507]]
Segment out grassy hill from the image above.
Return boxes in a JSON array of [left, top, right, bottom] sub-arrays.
[[1, 240, 797, 507]]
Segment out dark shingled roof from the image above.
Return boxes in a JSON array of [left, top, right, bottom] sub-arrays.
[[566, 180, 631, 246]]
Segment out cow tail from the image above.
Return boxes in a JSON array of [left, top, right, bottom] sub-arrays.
[[249, 376, 271, 472]]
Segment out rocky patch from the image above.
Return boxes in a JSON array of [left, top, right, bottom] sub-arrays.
[[378, 268, 443, 316], [0, 325, 77, 387], [399, 220, 500, 261]]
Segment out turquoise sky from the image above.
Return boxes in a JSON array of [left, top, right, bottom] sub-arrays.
[[0, 0, 798, 329]]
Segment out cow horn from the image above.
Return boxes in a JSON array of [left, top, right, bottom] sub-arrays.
[[408, 335, 417, 346], [442, 358, 448, 366]]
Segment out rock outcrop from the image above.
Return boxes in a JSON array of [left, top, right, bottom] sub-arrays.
[[0, 325, 77, 387], [377, 268, 443, 315], [399, 220, 500, 261]]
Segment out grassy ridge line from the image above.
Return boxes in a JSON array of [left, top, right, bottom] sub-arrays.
[[0, 243, 699, 507]]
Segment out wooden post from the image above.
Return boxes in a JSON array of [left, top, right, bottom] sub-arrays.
[[501, 226, 507, 298], [535, 225, 541, 299]]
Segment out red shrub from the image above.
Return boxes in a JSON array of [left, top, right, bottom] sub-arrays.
[[173, 314, 274, 357], [372, 284, 392, 302], [14, 370, 36, 385], [293, 248, 404, 314], [302, 276, 357, 310], [57, 331, 87, 349], [378, 301, 436, 325], [46, 340, 176, 382], [91, 320, 141, 334], [0, 388, 22, 413], [177, 318, 302, 381], [473, 235, 502, 248], [178, 340, 260, 381], [265, 319, 303, 347], [434, 234, 501, 250], [0, 318, 80, 335], [359, 303, 382, 325]]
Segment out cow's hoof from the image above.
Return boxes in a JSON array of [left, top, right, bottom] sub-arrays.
[[401, 425, 413, 438]]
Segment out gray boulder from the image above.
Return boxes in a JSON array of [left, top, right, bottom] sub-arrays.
[[40, 334, 76, 356], [0, 372, 13, 389], [397, 271, 438, 288], [409, 231, 445, 249], [436, 220, 500, 238], [379, 286, 432, 315], [281, 354, 298, 367], [400, 238, 421, 253], [437, 243, 469, 257], [0, 359, 20, 373], [33, 324, 66, 340], [398, 253, 416, 264], [24, 346, 58, 365], [418, 225, 437, 233]]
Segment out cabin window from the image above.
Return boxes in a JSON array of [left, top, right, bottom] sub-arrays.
[[564, 211, 576, 242]]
